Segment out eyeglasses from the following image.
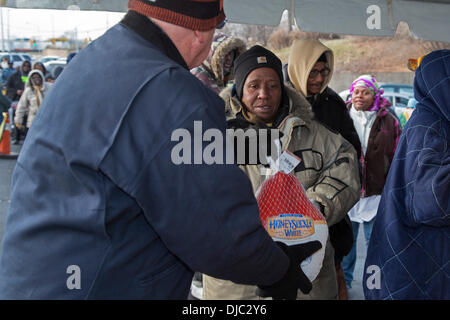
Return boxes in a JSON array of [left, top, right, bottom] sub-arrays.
[[309, 67, 330, 78]]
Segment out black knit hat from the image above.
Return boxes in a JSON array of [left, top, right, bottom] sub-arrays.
[[128, 0, 226, 31], [234, 45, 284, 100]]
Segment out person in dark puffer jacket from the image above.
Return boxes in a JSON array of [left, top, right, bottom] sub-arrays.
[[364, 50, 449, 300], [286, 39, 361, 300]]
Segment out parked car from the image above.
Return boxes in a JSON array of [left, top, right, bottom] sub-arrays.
[[20, 53, 33, 62], [382, 92, 413, 118], [44, 60, 67, 79], [338, 89, 351, 102], [0, 52, 28, 69], [39, 56, 61, 64], [378, 82, 414, 96]]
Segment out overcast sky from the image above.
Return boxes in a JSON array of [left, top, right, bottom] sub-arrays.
[[0, 8, 125, 40]]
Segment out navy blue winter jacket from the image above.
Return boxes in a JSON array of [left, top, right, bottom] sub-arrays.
[[363, 50, 449, 299], [0, 14, 288, 299]]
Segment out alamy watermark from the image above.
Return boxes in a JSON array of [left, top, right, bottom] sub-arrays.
[[366, 5, 381, 30], [170, 121, 280, 166], [366, 265, 381, 290], [66, 265, 81, 290]]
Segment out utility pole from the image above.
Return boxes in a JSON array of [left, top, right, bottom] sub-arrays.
[[6, 8, 10, 51], [75, 27, 79, 53], [288, 0, 296, 32], [0, 8, 5, 51], [52, 15, 55, 39]]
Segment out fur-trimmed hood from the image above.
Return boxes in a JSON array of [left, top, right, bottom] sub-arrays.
[[221, 84, 314, 126], [25, 69, 46, 89], [203, 33, 246, 88]]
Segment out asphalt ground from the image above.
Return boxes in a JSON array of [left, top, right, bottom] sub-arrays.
[[0, 141, 21, 259]]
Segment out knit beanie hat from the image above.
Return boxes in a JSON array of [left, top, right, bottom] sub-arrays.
[[234, 45, 284, 100], [128, 0, 226, 31]]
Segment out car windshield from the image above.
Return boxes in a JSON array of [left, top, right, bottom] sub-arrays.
[[395, 96, 409, 108], [399, 87, 414, 95]]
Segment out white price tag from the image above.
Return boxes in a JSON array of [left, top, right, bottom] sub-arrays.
[[279, 150, 302, 174]]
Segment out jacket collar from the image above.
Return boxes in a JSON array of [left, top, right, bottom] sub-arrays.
[[120, 10, 189, 70]]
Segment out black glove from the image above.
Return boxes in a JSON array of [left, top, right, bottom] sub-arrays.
[[256, 241, 322, 300], [226, 116, 283, 166]]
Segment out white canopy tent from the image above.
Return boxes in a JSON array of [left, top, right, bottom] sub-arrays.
[[0, 0, 449, 42]]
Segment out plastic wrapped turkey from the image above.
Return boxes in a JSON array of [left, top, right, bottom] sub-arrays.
[[256, 151, 328, 282]]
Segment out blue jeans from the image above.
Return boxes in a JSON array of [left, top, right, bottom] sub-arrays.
[[342, 219, 375, 288]]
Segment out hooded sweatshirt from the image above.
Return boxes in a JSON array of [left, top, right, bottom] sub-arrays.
[[6, 62, 31, 101], [287, 40, 361, 170], [191, 33, 246, 94], [15, 69, 52, 128], [288, 39, 334, 97], [287, 40, 362, 263]]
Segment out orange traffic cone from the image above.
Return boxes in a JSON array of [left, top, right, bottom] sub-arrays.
[[0, 112, 18, 159]]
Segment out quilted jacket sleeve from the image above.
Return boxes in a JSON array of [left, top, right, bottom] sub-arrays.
[[411, 122, 450, 227]]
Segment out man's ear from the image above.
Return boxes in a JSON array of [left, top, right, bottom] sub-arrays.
[[192, 30, 206, 48]]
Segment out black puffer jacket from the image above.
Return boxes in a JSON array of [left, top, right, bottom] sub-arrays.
[[307, 87, 361, 161]]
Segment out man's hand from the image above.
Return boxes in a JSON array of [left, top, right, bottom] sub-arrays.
[[15, 122, 23, 129], [256, 241, 322, 300]]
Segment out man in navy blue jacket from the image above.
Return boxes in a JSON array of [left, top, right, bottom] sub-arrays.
[[0, 0, 319, 299], [363, 50, 449, 299]]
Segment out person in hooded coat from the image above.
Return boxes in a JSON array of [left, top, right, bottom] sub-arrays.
[[287, 40, 361, 160], [202, 45, 360, 300], [6, 60, 31, 102], [191, 32, 246, 94], [363, 50, 449, 300], [287, 39, 361, 299]]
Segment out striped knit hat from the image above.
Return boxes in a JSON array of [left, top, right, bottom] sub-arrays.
[[128, 0, 226, 31]]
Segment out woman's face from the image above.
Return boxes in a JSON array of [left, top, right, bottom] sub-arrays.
[[241, 67, 282, 123], [352, 87, 375, 111], [34, 64, 45, 74], [30, 73, 43, 87]]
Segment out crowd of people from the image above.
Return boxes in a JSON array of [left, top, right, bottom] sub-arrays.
[[0, 53, 75, 144], [0, 0, 447, 300]]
